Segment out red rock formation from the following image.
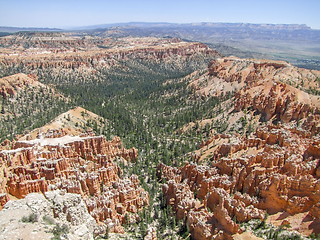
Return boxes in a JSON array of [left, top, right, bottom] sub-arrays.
[[214, 205, 239, 234], [191, 57, 320, 120], [0, 193, 9, 210], [187, 209, 213, 240], [310, 202, 320, 220], [234, 81, 319, 122], [207, 58, 320, 123], [208, 58, 291, 87], [158, 121, 320, 237], [302, 117, 319, 138], [0, 129, 148, 232], [0, 73, 42, 99], [0, 38, 219, 71], [157, 162, 263, 238]]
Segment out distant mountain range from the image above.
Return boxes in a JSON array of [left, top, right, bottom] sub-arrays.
[[0, 26, 62, 33], [1, 22, 319, 70], [67, 22, 312, 31], [0, 22, 314, 32], [71, 22, 320, 69]]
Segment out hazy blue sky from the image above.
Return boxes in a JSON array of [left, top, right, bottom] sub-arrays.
[[1, 0, 320, 29]]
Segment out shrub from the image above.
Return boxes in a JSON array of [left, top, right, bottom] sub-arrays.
[[21, 213, 38, 223], [43, 215, 55, 225], [51, 223, 69, 240]]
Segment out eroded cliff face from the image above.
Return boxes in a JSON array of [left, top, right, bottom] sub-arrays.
[[234, 81, 320, 122], [0, 33, 180, 52], [0, 127, 147, 233], [207, 57, 320, 89], [158, 57, 320, 238], [189, 57, 320, 107], [0, 73, 52, 99], [158, 120, 320, 238], [0, 36, 218, 71], [157, 163, 264, 239], [221, 58, 320, 122]]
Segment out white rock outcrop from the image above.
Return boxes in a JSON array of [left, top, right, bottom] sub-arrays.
[[0, 190, 98, 240]]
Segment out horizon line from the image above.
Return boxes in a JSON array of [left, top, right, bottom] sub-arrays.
[[1, 21, 318, 31]]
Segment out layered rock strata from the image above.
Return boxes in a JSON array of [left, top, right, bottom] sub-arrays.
[[0, 36, 218, 70], [189, 57, 320, 120], [208, 57, 320, 90], [209, 57, 320, 121], [234, 81, 320, 122], [0, 129, 148, 232]]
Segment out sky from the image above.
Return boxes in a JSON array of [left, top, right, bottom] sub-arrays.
[[0, 0, 320, 29]]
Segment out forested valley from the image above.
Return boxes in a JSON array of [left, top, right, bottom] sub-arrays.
[[0, 47, 228, 238], [1, 34, 319, 239]]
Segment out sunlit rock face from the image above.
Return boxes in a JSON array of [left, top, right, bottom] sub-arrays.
[[0, 127, 148, 233], [158, 120, 320, 238]]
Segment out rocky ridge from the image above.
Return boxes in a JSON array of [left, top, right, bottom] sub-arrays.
[[16, 106, 108, 142], [190, 56, 320, 99], [183, 56, 320, 140], [0, 73, 44, 99], [0, 32, 100, 51], [0, 73, 70, 143], [0, 36, 218, 71]]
